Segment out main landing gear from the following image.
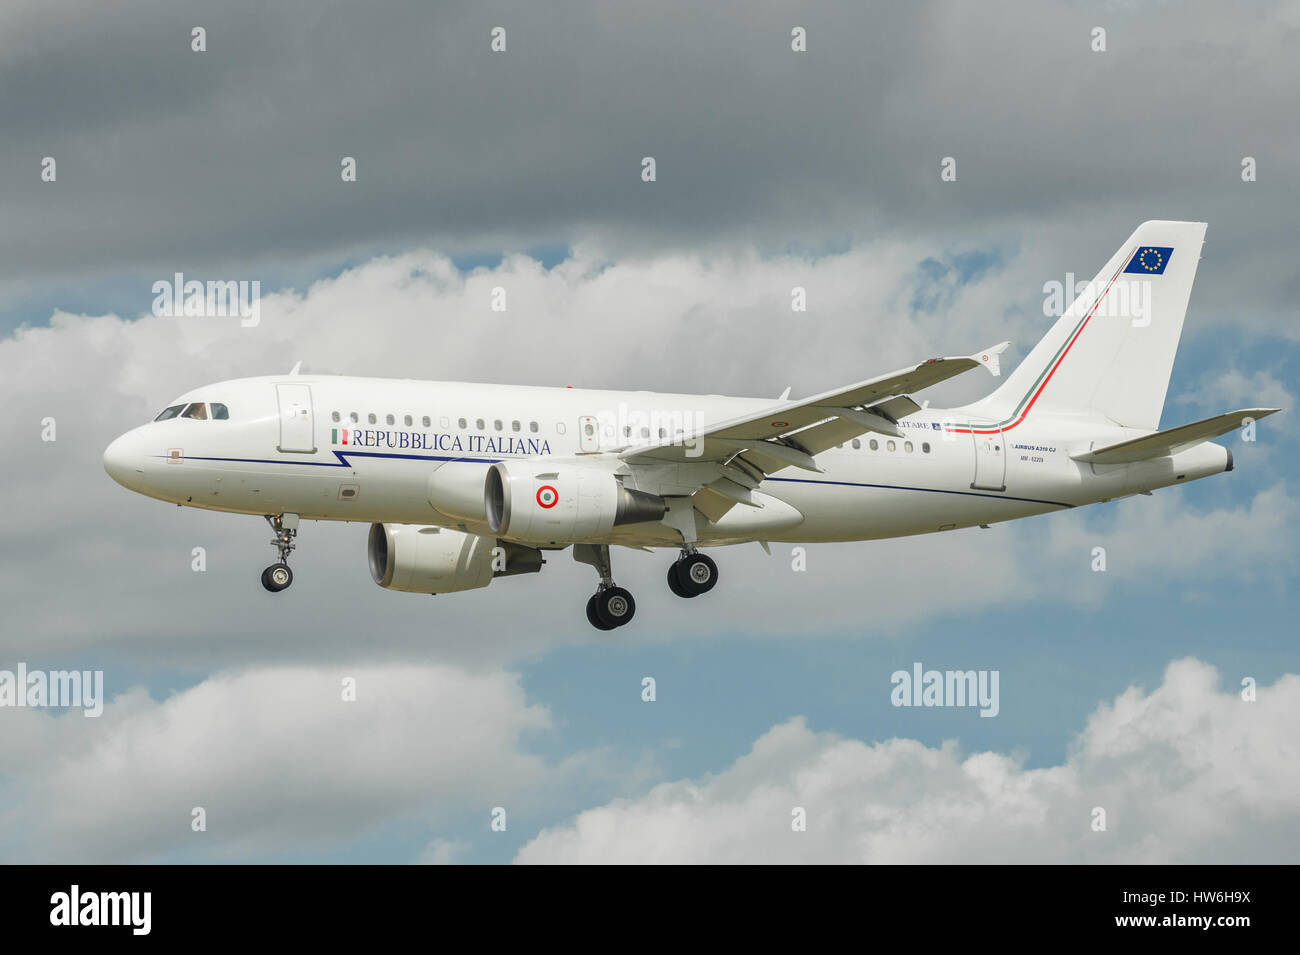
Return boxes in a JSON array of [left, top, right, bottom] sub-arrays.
[[261, 513, 298, 593], [572, 543, 722, 630], [574, 544, 636, 631], [667, 548, 718, 598]]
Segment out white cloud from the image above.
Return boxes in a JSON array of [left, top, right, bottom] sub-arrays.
[[515, 658, 1300, 863], [1039, 481, 1296, 606], [417, 838, 472, 865], [1, 245, 1291, 666], [1183, 368, 1294, 418], [0, 664, 558, 862]]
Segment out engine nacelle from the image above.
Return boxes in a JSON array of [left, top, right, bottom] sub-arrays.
[[485, 461, 666, 544], [427, 460, 491, 523], [367, 523, 543, 594]]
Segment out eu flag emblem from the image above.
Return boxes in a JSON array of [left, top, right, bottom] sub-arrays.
[[1124, 246, 1173, 275]]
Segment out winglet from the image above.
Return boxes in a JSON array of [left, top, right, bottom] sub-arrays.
[[971, 342, 1010, 377]]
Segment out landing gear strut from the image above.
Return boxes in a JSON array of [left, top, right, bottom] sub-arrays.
[[574, 544, 636, 630], [261, 513, 298, 593], [667, 547, 717, 598]]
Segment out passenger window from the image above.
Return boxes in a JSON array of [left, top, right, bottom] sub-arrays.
[[368, 413, 377, 424], [529, 421, 538, 433], [181, 402, 208, 420], [458, 418, 467, 429], [154, 404, 185, 421], [869, 439, 879, 451], [887, 440, 896, 452], [386, 414, 395, 425], [422, 416, 430, 427], [440, 417, 449, 428], [350, 412, 359, 423], [404, 415, 413, 426], [211, 403, 229, 420], [557, 422, 567, 434], [512, 420, 520, 432], [922, 442, 931, 454], [476, 418, 485, 430], [905, 441, 913, 453], [331, 411, 340, 422], [494, 420, 503, 431], [852, 438, 861, 449]]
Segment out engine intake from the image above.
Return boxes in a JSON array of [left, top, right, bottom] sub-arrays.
[[367, 523, 543, 594], [485, 462, 666, 543]]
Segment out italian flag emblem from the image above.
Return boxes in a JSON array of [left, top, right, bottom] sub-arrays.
[[332, 428, 350, 445]]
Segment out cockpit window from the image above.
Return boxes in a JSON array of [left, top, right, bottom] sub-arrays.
[[211, 403, 229, 420], [181, 402, 208, 420], [154, 404, 185, 421]]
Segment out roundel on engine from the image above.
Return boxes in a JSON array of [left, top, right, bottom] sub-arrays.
[[485, 462, 666, 544]]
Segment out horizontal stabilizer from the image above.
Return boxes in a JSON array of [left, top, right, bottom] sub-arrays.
[[1071, 408, 1280, 465]]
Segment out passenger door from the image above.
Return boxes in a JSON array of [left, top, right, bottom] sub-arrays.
[[970, 429, 1006, 491], [276, 383, 316, 453]]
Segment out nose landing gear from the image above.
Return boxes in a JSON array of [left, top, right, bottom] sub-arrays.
[[261, 513, 299, 593], [261, 562, 293, 592]]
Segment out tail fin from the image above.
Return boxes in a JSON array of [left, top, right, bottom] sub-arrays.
[[971, 221, 1207, 431]]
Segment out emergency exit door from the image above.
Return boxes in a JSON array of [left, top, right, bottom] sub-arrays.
[[970, 429, 1006, 491], [276, 383, 316, 453], [578, 415, 599, 452]]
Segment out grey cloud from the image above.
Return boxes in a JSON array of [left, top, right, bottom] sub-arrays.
[[2, 1, 1296, 338]]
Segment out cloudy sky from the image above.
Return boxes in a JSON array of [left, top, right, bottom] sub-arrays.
[[1, 0, 1297, 863]]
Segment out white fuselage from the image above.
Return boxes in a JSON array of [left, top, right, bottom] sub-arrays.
[[103, 374, 1232, 548]]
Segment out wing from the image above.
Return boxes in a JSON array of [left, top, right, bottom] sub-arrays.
[[622, 341, 1010, 473], [617, 342, 1010, 524]]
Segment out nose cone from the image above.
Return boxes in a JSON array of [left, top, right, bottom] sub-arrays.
[[103, 433, 143, 490]]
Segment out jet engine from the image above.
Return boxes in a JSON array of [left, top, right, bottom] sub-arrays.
[[367, 523, 543, 594], [427, 460, 492, 523], [485, 461, 666, 544]]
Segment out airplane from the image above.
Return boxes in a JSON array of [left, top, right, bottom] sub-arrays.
[[104, 221, 1279, 630]]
